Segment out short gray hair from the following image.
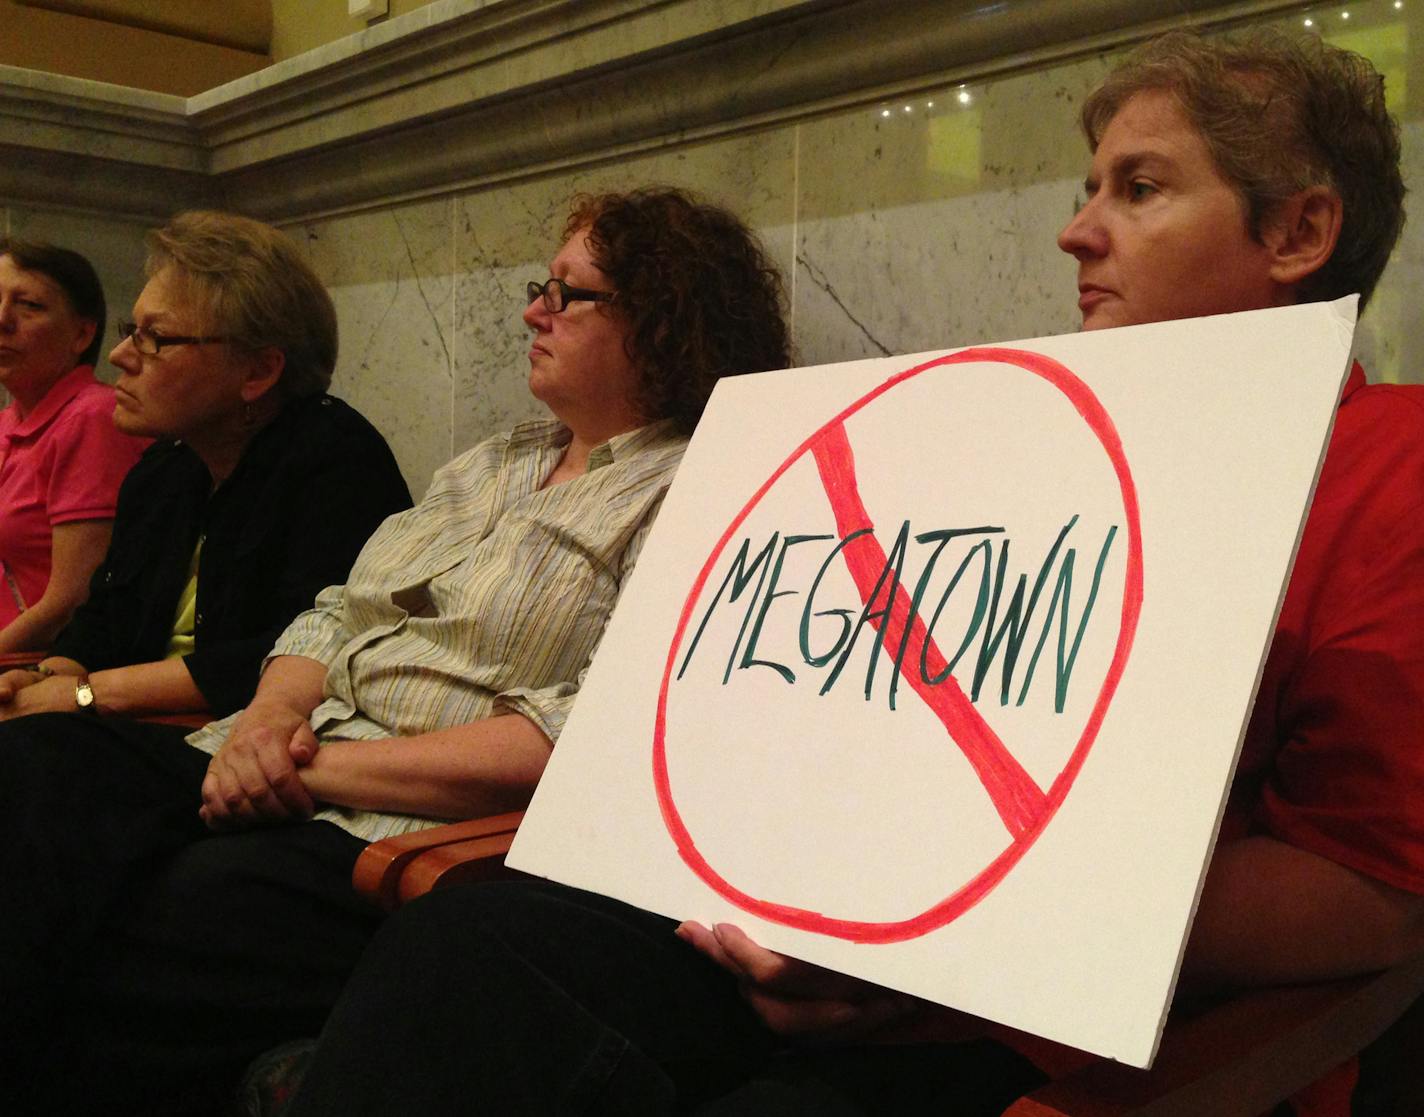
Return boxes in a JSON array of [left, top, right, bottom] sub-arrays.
[[1083, 29, 1405, 310], [146, 211, 337, 397]]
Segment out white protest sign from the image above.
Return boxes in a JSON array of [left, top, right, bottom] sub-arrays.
[[508, 299, 1357, 1068]]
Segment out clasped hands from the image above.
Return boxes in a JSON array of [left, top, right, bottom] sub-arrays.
[[199, 697, 320, 831], [1, 666, 316, 829], [0, 667, 81, 719], [7, 660, 949, 1038]]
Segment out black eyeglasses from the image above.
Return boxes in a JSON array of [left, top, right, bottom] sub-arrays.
[[116, 320, 234, 356], [526, 278, 615, 314]]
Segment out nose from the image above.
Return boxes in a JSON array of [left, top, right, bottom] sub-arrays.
[[1057, 195, 1107, 260], [109, 332, 139, 372], [0, 298, 14, 332], [522, 294, 550, 331]]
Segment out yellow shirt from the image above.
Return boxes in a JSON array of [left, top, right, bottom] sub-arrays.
[[164, 538, 202, 660]]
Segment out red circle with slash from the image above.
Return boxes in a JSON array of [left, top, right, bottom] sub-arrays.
[[653, 347, 1143, 944]]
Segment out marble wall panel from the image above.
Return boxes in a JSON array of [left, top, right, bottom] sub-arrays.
[[793, 55, 1112, 366], [449, 126, 798, 457], [1294, 0, 1423, 383], [11, 0, 1415, 488], [286, 196, 454, 498], [793, 12, 1422, 384], [1356, 117, 1423, 384], [2, 205, 150, 383]]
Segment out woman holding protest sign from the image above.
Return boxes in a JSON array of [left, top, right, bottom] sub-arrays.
[[286, 27, 1424, 1117]]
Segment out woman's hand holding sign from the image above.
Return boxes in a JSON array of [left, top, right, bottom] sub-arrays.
[[677, 920, 920, 1040]]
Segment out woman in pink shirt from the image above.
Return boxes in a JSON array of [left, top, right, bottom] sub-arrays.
[[0, 241, 147, 655]]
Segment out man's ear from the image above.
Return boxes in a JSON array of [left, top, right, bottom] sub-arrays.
[[1266, 186, 1344, 290], [240, 345, 286, 403]]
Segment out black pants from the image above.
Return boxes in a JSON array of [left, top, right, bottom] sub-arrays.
[[0, 712, 379, 1117], [289, 880, 1046, 1116]]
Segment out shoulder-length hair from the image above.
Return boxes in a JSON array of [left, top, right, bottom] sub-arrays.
[[565, 188, 790, 432]]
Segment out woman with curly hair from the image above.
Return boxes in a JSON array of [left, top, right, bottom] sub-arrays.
[[547, 188, 789, 435], [0, 187, 788, 1116]]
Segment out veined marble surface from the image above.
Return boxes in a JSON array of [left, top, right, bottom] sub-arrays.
[[4, 0, 1418, 493], [267, 125, 800, 496], [791, 53, 1114, 364], [289, 197, 457, 499], [288, 0, 1424, 491], [795, 0, 1421, 383], [1356, 123, 1423, 384]]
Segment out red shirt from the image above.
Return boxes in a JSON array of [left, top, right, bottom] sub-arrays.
[[1229, 362, 1424, 1117], [995, 365, 1424, 1113], [1231, 363, 1424, 895], [0, 366, 149, 628]]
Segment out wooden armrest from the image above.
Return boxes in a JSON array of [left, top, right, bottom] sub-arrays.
[[395, 830, 523, 905], [0, 651, 47, 669], [353, 810, 525, 912], [1005, 947, 1424, 1116]]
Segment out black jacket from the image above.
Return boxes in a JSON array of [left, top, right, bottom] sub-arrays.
[[52, 393, 412, 715]]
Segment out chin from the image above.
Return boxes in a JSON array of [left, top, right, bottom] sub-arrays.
[[1080, 306, 1141, 331], [111, 410, 151, 438]]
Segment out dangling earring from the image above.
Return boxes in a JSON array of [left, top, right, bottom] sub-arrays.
[[243, 401, 255, 429]]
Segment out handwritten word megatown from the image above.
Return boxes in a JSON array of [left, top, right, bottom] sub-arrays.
[[676, 516, 1118, 714]]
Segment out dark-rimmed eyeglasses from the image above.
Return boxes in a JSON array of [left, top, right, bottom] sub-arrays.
[[116, 320, 235, 356], [525, 278, 615, 314]]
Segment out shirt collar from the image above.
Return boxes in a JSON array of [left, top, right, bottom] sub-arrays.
[[592, 419, 682, 469], [506, 418, 572, 452], [505, 417, 682, 471], [1340, 360, 1366, 405], [1, 365, 98, 439]]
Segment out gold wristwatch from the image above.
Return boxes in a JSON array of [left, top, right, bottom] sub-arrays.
[[75, 676, 98, 714]]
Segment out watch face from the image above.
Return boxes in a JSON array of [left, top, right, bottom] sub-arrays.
[[76, 682, 95, 709]]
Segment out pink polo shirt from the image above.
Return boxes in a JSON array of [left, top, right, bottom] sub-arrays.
[[0, 365, 149, 629]]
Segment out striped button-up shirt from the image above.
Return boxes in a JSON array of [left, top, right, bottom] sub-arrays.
[[186, 418, 687, 842]]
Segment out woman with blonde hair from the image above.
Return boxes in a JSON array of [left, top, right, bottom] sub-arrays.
[[0, 211, 410, 720]]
